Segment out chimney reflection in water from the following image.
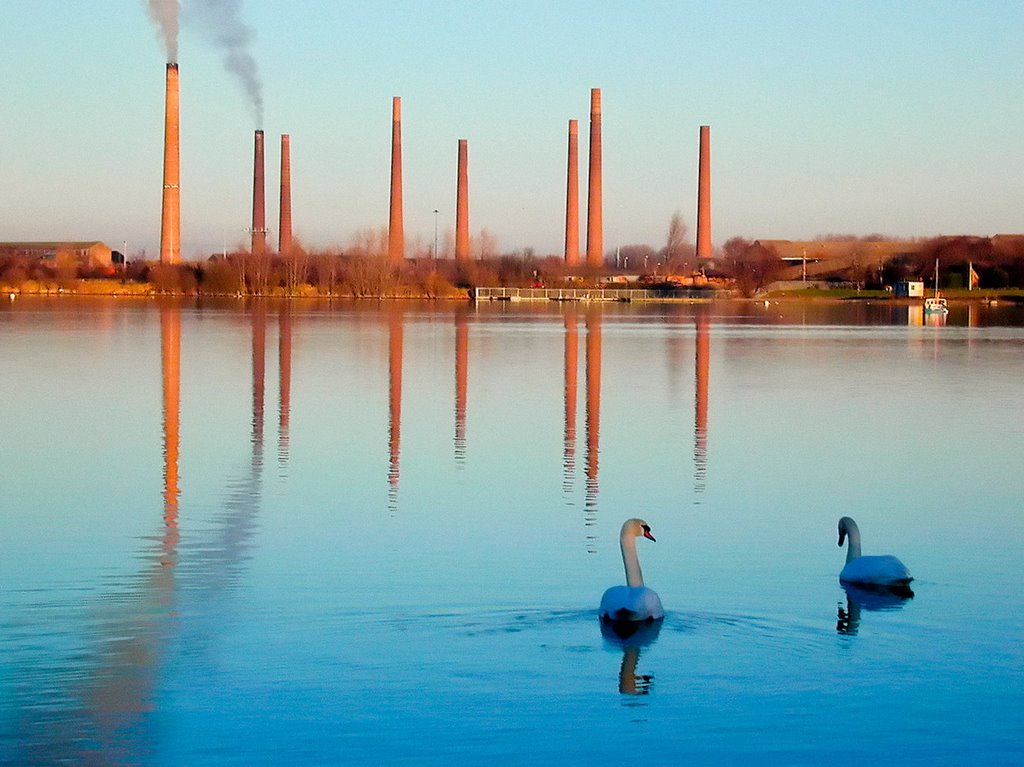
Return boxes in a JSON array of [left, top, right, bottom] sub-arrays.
[[251, 303, 266, 466], [562, 309, 579, 494], [388, 307, 403, 511], [161, 303, 182, 562], [66, 303, 183, 755], [454, 307, 468, 464], [278, 302, 292, 466], [584, 309, 601, 548], [694, 310, 710, 494]]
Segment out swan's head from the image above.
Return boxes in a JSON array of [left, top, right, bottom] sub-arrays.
[[837, 516, 857, 547], [624, 518, 656, 542]]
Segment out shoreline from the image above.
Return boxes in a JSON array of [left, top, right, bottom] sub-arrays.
[[3, 278, 1023, 305]]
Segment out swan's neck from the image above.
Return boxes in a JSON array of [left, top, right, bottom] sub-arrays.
[[844, 525, 862, 563], [621, 533, 644, 587]]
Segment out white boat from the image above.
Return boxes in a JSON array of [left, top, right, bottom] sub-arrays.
[[923, 258, 949, 315]]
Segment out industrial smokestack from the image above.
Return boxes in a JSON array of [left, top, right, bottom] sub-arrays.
[[696, 125, 712, 260], [564, 119, 579, 266], [159, 63, 181, 265], [388, 96, 404, 264], [251, 129, 266, 257], [279, 134, 292, 255], [586, 88, 603, 268], [456, 139, 469, 262]]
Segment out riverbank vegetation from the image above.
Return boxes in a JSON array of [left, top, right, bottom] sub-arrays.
[[3, 233, 1023, 300]]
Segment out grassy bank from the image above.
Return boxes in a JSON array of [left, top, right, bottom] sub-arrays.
[[5, 278, 1024, 304], [764, 286, 1024, 303]]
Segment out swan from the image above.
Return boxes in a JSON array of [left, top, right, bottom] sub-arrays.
[[837, 516, 913, 591], [599, 518, 664, 623]]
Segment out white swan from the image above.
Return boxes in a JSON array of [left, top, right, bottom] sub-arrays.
[[599, 518, 664, 623], [837, 516, 913, 590]]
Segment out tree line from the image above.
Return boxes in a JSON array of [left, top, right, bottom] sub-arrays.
[[3, 220, 1022, 298]]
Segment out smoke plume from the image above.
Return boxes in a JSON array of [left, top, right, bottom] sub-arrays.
[[145, 0, 180, 62], [186, 0, 265, 127]]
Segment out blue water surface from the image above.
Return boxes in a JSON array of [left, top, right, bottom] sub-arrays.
[[1, 297, 1022, 765]]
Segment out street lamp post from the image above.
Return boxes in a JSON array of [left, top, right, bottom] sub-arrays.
[[433, 209, 439, 262]]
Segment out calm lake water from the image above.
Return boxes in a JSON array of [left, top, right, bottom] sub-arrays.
[[1, 296, 1022, 765]]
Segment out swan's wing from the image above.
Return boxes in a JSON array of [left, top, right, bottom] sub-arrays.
[[840, 554, 912, 585], [638, 587, 664, 620], [600, 586, 664, 621], [600, 585, 630, 618]]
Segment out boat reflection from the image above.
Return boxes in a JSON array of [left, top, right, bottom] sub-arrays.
[[836, 582, 914, 636]]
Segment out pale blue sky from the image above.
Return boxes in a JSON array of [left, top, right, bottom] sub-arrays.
[[0, 1, 1021, 259]]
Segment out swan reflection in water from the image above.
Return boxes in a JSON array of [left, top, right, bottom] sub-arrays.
[[600, 619, 662, 695], [836, 582, 914, 636]]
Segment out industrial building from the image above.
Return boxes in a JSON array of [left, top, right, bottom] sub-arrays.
[[755, 239, 924, 281], [0, 241, 113, 269]]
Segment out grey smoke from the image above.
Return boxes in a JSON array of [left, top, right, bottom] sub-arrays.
[[185, 0, 265, 127], [145, 0, 180, 62]]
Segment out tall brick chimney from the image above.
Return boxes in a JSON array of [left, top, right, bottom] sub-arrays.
[[251, 130, 267, 257], [159, 63, 181, 265], [586, 88, 603, 268], [565, 119, 579, 266], [388, 96, 404, 264], [696, 125, 712, 260], [278, 134, 292, 255], [456, 139, 469, 262]]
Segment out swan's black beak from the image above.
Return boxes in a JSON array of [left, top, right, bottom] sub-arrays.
[[642, 525, 656, 542], [838, 530, 846, 547]]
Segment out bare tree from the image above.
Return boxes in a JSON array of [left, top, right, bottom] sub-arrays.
[[441, 228, 455, 260], [665, 211, 688, 263], [283, 243, 309, 294], [720, 238, 782, 297], [311, 250, 341, 295], [475, 229, 499, 261], [54, 249, 79, 288]]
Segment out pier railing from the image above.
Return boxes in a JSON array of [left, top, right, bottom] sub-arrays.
[[472, 286, 729, 302]]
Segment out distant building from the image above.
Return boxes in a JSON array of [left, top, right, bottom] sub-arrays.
[[895, 280, 924, 298], [754, 239, 924, 281], [992, 234, 1024, 255], [0, 241, 113, 269]]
